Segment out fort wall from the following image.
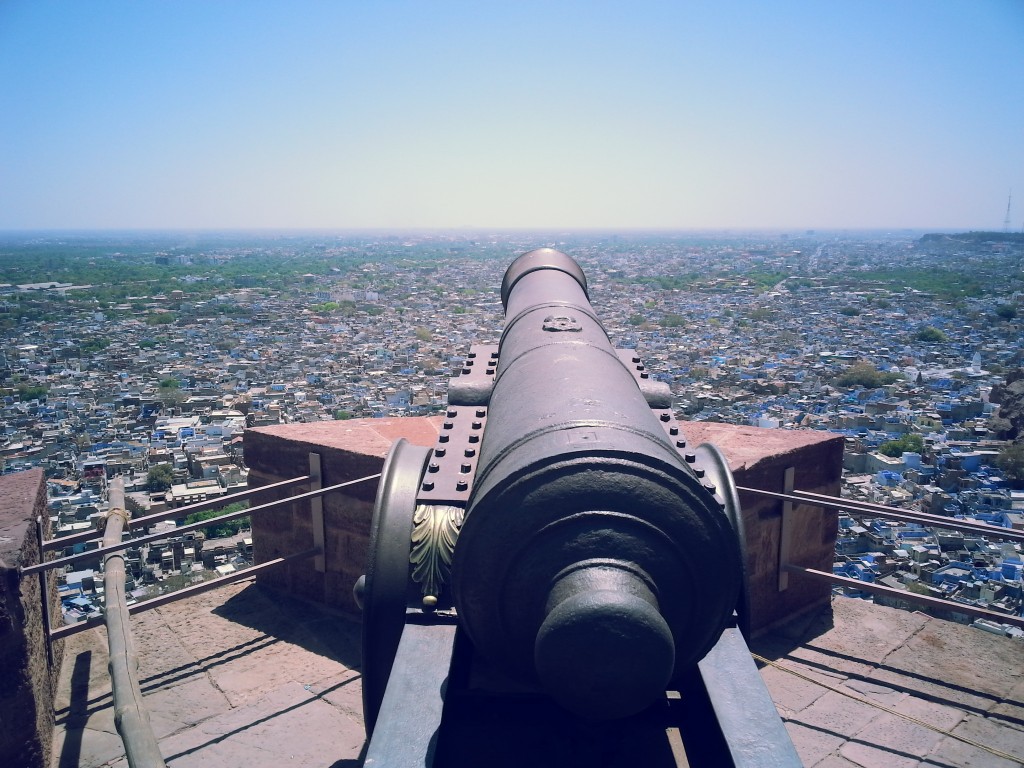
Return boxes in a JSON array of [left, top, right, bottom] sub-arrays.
[[0, 468, 64, 768]]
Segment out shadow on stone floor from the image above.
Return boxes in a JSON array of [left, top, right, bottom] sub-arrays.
[[54, 651, 91, 768], [327, 741, 367, 767], [211, 582, 363, 669], [158, 673, 364, 765], [748, 603, 836, 661], [54, 632, 286, 723], [757, 640, 1024, 730]]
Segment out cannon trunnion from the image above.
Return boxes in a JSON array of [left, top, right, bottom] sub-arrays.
[[357, 249, 799, 767]]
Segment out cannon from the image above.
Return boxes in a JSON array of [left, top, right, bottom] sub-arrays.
[[356, 249, 799, 767]]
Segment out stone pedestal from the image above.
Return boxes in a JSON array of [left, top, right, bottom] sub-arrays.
[[0, 468, 64, 768], [245, 418, 842, 634]]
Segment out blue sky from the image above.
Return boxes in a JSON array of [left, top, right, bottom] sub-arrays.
[[1, 1, 1022, 231]]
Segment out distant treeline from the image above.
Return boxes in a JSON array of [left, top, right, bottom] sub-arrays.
[[918, 231, 1024, 244]]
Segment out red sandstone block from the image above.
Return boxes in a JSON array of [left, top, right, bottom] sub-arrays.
[[324, 570, 359, 613], [324, 503, 373, 538], [346, 533, 370, 572]]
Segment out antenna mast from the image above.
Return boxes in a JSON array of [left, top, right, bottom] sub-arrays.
[[1004, 191, 1012, 232]]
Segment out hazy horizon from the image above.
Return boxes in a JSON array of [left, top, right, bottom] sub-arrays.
[[0, 225, 976, 238], [2, 1, 1022, 232]]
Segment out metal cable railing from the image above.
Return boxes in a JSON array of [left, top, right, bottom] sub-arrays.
[[51, 547, 321, 641], [785, 564, 1024, 630], [29, 460, 381, 643], [738, 484, 1024, 630], [23, 472, 381, 577], [44, 474, 311, 551], [738, 485, 1024, 543], [29, 459, 384, 768]]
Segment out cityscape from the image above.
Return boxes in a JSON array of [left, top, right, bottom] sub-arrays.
[[2, 228, 1022, 637], [3, 2, 1023, 764]]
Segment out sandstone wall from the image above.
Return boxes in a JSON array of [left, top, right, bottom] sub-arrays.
[[0, 468, 64, 768], [245, 418, 442, 613], [685, 423, 843, 634]]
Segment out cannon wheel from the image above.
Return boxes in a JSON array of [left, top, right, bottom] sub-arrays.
[[695, 442, 750, 638], [359, 438, 430, 736]]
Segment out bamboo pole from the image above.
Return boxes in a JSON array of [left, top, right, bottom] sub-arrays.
[[103, 476, 167, 768]]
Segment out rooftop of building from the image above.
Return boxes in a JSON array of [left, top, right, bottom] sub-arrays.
[[51, 581, 1023, 768]]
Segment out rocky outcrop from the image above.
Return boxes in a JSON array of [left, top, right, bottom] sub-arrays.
[[989, 368, 1024, 441]]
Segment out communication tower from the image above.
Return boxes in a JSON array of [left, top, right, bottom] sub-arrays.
[[1004, 190, 1012, 232]]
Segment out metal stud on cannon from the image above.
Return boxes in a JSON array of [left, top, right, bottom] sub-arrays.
[[355, 249, 800, 767]]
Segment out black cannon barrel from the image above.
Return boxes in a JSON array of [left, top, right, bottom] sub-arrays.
[[451, 248, 743, 720]]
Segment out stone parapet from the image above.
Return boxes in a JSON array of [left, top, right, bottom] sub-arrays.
[[684, 423, 844, 635], [245, 418, 842, 634], [0, 468, 64, 768], [244, 418, 443, 613]]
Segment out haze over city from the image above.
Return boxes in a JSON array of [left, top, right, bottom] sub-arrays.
[[2, 0, 1023, 232]]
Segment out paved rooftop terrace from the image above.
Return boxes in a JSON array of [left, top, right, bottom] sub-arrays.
[[51, 581, 1023, 767]]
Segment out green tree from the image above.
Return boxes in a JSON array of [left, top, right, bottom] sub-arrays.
[[996, 442, 1024, 487], [185, 501, 250, 538], [915, 326, 947, 343], [414, 326, 433, 341], [146, 464, 174, 491], [839, 306, 860, 316], [747, 271, 789, 290], [16, 382, 48, 400], [995, 304, 1018, 321], [878, 434, 925, 457], [835, 362, 901, 388], [158, 381, 188, 405], [81, 337, 111, 353]]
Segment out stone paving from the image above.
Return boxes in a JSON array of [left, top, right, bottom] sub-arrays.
[[51, 581, 1023, 767], [751, 599, 1024, 767], [51, 581, 366, 768]]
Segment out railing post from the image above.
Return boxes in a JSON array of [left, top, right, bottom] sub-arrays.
[[35, 515, 53, 669], [777, 466, 795, 591], [310, 452, 325, 573]]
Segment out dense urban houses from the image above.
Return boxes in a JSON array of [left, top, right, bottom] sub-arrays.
[[1, 231, 1021, 634]]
